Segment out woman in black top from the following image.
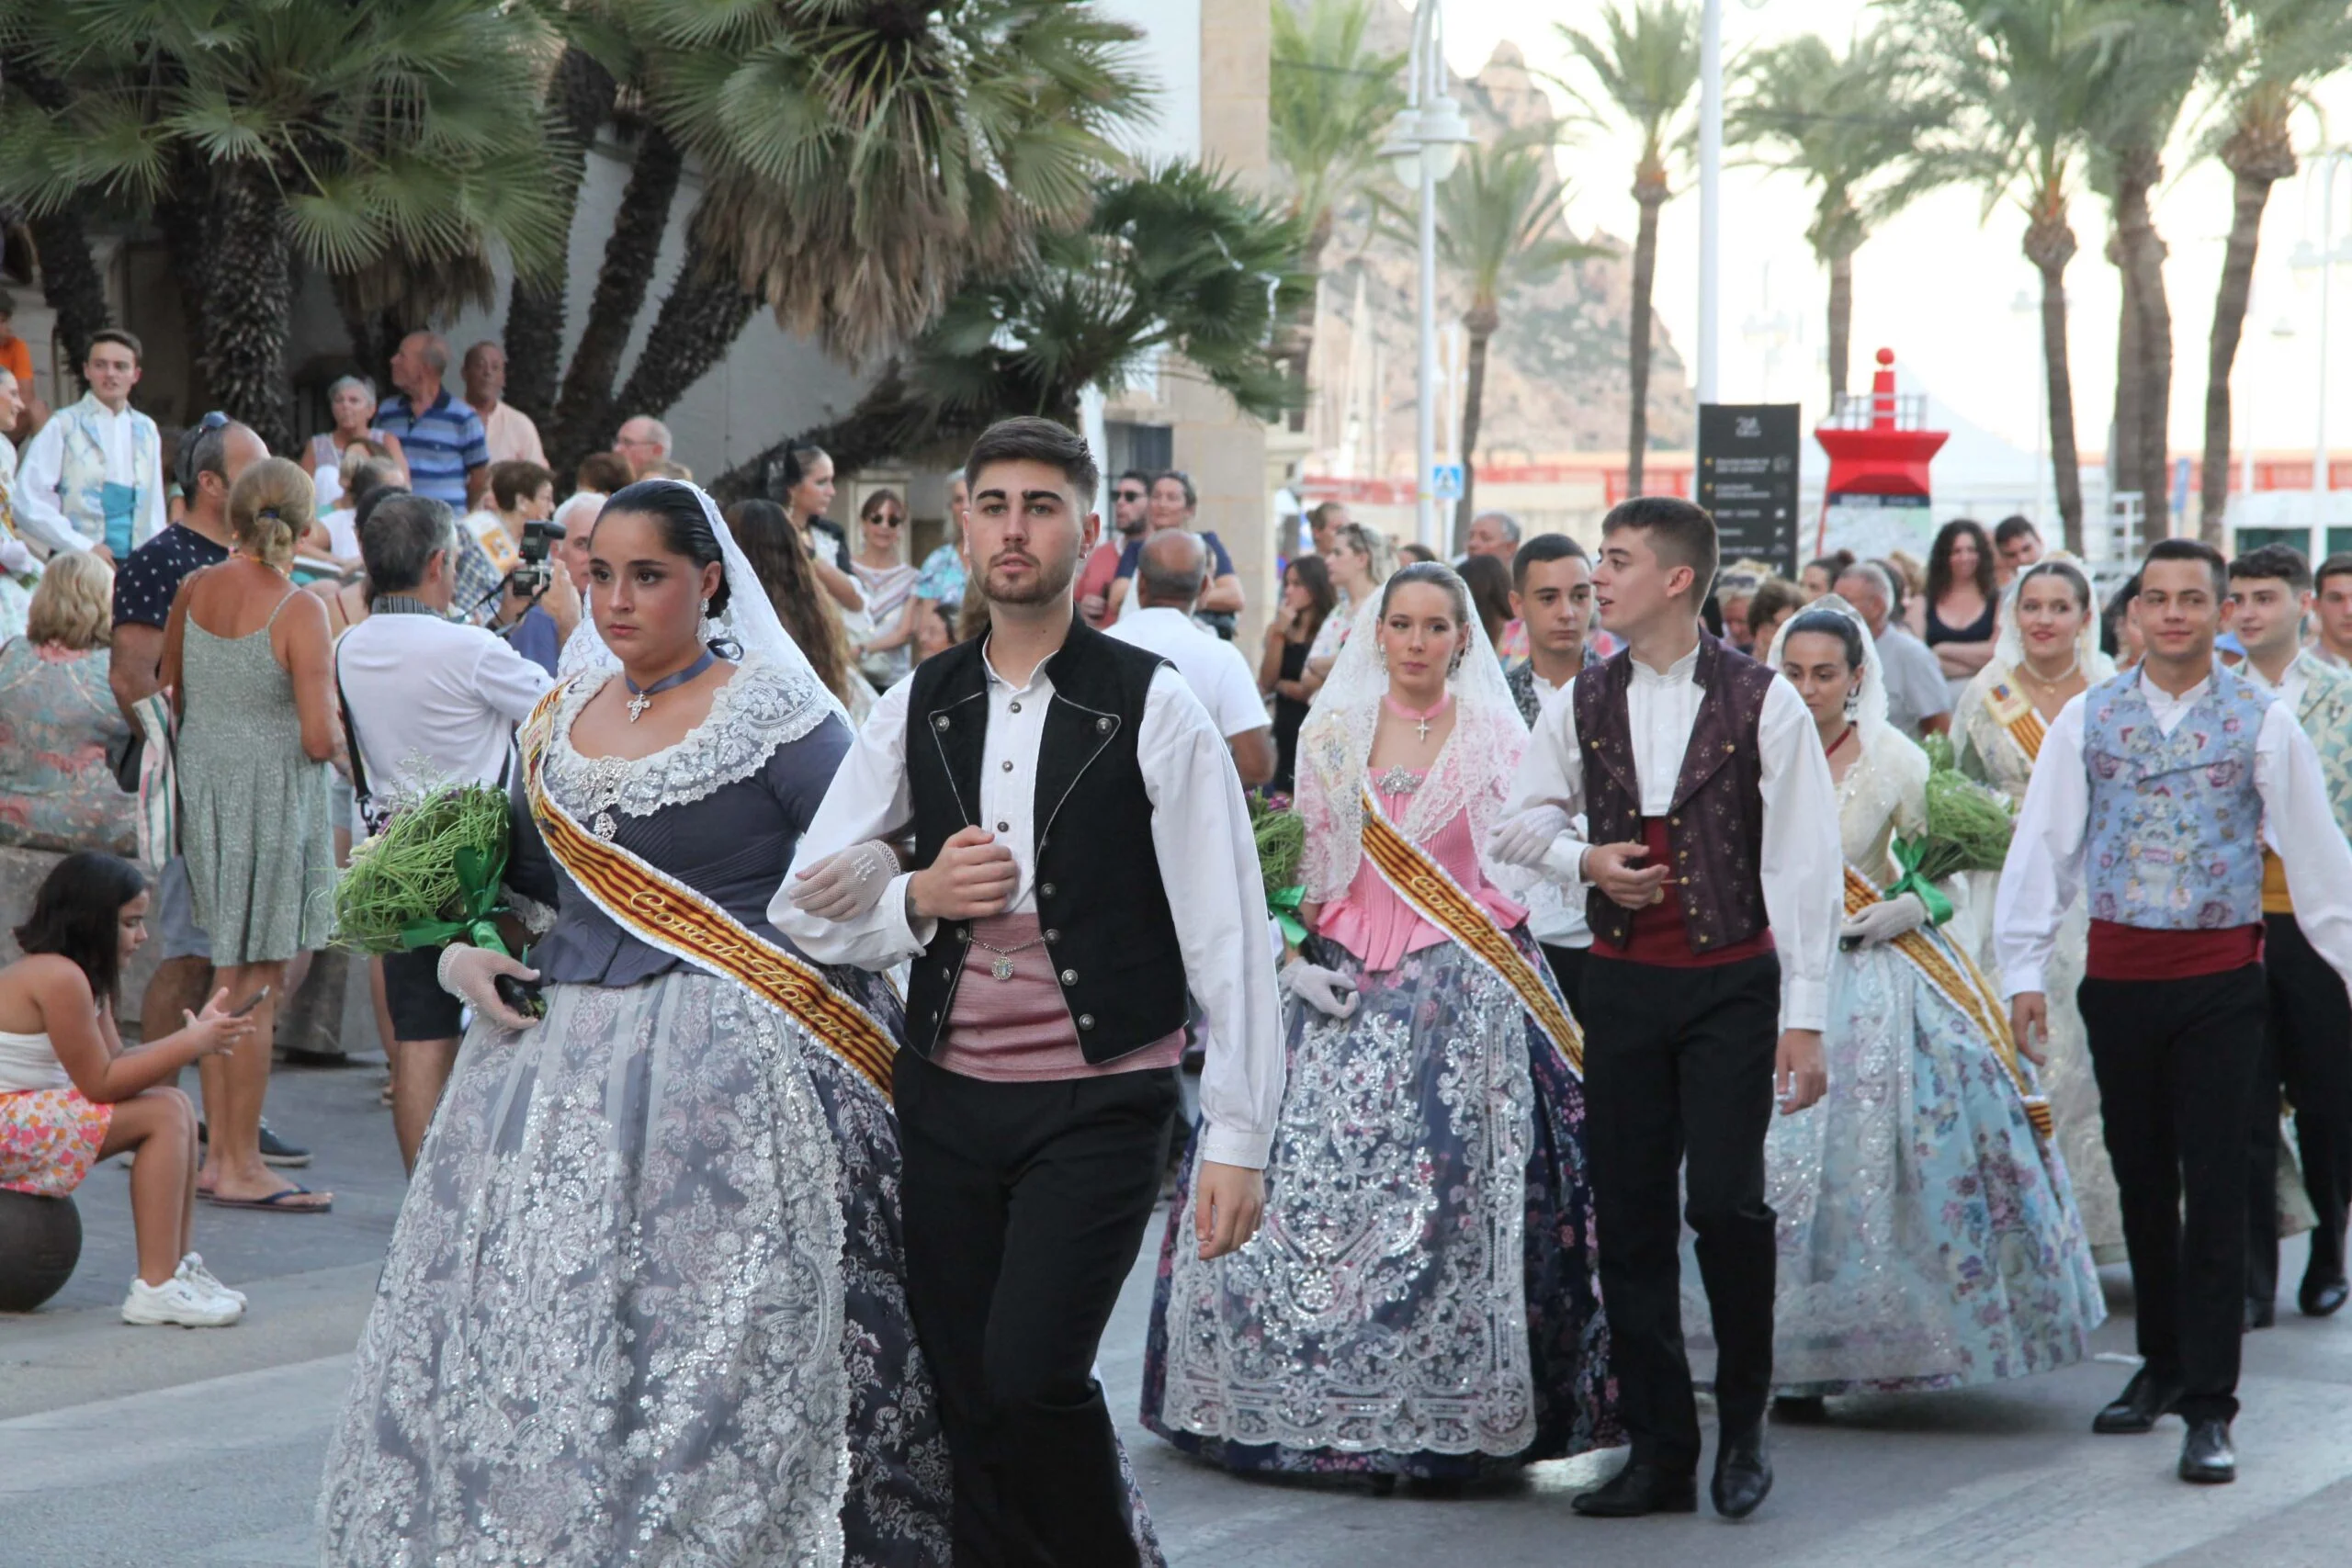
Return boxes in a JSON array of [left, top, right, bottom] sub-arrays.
[[1260, 554, 1335, 794], [1925, 517, 1998, 688]]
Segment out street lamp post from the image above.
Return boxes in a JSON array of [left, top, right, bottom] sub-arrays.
[[1380, 0, 1473, 553], [1698, 0, 1723, 405]]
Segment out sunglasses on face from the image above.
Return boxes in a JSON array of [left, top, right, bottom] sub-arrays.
[[1117, 489, 1147, 501], [869, 513, 904, 528]]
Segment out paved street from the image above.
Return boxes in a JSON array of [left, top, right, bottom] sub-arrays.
[[6, 1051, 2352, 1567]]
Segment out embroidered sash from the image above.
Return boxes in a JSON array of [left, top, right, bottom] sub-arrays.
[[1843, 866, 2050, 1140], [1983, 678, 2048, 763], [520, 688, 897, 1099], [1357, 786, 1583, 1076]]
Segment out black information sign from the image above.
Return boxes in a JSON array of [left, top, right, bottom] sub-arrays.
[[1697, 403, 1802, 581]]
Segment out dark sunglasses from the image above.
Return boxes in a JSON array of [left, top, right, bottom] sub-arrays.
[[867, 512, 904, 527], [1115, 487, 1148, 501]]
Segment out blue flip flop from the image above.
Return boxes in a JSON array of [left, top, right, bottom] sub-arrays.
[[201, 1184, 333, 1214]]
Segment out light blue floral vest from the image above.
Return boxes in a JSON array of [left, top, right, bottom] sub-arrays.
[[2081, 665, 2270, 930], [51, 393, 162, 555]]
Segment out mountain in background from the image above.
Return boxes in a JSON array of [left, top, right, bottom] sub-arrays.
[[1306, 29, 1695, 473]]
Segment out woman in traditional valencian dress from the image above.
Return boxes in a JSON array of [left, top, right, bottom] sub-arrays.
[[319, 480, 956, 1565], [1952, 557, 2125, 1264], [1144, 562, 1615, 1480], [1701, 599, 2103, 1414]]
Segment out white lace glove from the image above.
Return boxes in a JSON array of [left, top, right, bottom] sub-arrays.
[[1281, 957, 1359, 1019], [1487, 805, 1572, 870], [1840, 892, 1928, 949], [0, 537, 33, 577], [436, 944, 542, 1030], [786, 840, 901, 921]]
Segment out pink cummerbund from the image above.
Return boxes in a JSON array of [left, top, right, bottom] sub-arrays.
[[933, 912, 1187, 1082]]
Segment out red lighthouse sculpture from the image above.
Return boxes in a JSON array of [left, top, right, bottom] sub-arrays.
[[1814, 347, 1949, 558]]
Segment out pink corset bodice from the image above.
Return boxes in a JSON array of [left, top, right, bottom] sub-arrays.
[[1314, 768, 1526, 974]]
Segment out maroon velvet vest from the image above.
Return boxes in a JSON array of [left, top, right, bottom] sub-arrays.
[[1571, 632, 1776, 955]]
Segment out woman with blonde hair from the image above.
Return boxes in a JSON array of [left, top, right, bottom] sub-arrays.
[[160, 457, 338, 1213], [0, 552, 140, 853]]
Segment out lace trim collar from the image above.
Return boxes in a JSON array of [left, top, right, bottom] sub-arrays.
[[541, 654, 833, 817]]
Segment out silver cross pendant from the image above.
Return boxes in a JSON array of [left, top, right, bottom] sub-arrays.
[[626, 692, 651, 722]]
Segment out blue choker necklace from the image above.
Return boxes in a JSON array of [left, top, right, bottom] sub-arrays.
[[623, 649, 717, 722]]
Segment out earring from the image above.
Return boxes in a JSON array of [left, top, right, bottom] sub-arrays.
[[701, 598, 712, 617], [1843, 686, 1861, 719]]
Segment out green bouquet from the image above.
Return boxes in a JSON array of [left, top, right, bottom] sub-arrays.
[[334, 784, 516, 958], [1250, 794, 1308, 945], [1885, 735, 2015, 923]]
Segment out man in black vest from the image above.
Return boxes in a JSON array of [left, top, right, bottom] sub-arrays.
[[774, 416, 1283, 1565], [1494, 497, 1840, 1520]]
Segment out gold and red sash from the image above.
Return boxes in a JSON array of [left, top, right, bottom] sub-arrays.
[[1983, 678, 2048, 764], [519, 686, 897, 1100], [1357, 787, 1583, 1076], [1843, 866, 2050, 1141]]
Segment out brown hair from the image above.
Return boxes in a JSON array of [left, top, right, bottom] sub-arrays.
[[723, 498, 860, 705], [229, 457, 314, 572], [1600, 494, 1719, 603], [575, 451, 633, 495], [489, 460, 555, 513], [26, 551, 114, 650], [1745, 577, 1804, 639], [963, 416, 1099, 499]]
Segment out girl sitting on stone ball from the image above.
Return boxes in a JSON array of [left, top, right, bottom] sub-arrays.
[[0, 852, 254, 1325]]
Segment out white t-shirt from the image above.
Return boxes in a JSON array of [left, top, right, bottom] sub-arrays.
[[1107, 605, 1271, 740], [335, 610, 553, 813]]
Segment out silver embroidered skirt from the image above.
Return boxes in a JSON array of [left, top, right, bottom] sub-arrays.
[[1142, 934, 1618, 1477], [319, 967, 953, 1567]]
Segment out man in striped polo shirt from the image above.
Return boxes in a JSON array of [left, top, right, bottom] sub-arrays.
[[379, 331, 502, 622]]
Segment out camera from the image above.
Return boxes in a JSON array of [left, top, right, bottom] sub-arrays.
[[506, 517, 565, 598]]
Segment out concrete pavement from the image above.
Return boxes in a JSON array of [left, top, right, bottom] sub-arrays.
[[6, 1057, 2352, 1566]]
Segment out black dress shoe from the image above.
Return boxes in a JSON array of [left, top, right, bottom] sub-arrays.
[[2092, 1369, 2185, 1435], [2245, 1295, 2277, 1331], [1570, 1461, 1698, 1517], [2178, 1418, 2236, 1484], [1711, 1426, 1772, 1520], [2301, 1274, 2350, 1317]]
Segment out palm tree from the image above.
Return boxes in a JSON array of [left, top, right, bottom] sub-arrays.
[[2195, 0, 2352, 537], [523, 0, 1150, 475], [503, 42, 623, 424], [714, 163, 1310, 497], [2086, 2, 2220, 544], [1729, 28, 1953, 411], [1549, 0, 1702, 496], [1270, 0, 1408, 414], [1433, 137, 1607, 541], [1917, 0, 2135, 551], [0, 0, 564, 449]]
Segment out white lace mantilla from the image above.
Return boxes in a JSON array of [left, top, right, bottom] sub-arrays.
[[540, 654, 831, 820]]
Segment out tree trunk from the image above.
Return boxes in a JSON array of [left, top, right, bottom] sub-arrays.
[[198, 162, 296, 451], [2113, 152, 2174, 544], [26, 208, 110, 388], [503, 47, 619, 424], [548, 127, 685, 474], [2200, 127, 2294, 542], [333, 296, 405, 387], [1826, 245, 1854, 411], [607, 234, 760, 446], [2024, 194, 2084, 551], [1627, 183, 1665, 497], [1453, 306, 1496, 547], [2109, 226, 2142, 541]]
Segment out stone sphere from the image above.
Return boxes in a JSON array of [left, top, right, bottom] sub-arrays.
[[0, 1190, 83, 1312]]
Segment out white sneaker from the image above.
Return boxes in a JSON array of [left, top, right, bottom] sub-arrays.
[[121, 1275, 243, 1327], [175, 1252, 246, 1309]]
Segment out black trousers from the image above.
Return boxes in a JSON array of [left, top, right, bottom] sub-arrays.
[[1539, 942, 1590, 1017], [1579, 952, 1781, 1472], [2248, 914, 2352, 1301], [894, 1048, 1179, 1568], [2077, 964, 2267, 1423]]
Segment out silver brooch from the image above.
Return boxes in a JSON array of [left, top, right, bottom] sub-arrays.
[[1375, 765, 1422, 797]]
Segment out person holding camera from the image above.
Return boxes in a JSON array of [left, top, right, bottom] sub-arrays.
[[334, 493, 573, 1169]]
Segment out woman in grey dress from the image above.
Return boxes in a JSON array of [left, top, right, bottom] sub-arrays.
[[324, 482, 1191, 1567], [159, 456, 336, 1213]]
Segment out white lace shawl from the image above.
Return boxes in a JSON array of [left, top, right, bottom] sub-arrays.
[[1295, 594, 1531, 903], [537, 652, 833, 818]]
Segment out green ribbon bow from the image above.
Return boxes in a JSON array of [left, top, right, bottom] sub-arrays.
[[1885, 834, 1955, 928], [1268, 884, 1307, 947], [396, 844, 514, 956]]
